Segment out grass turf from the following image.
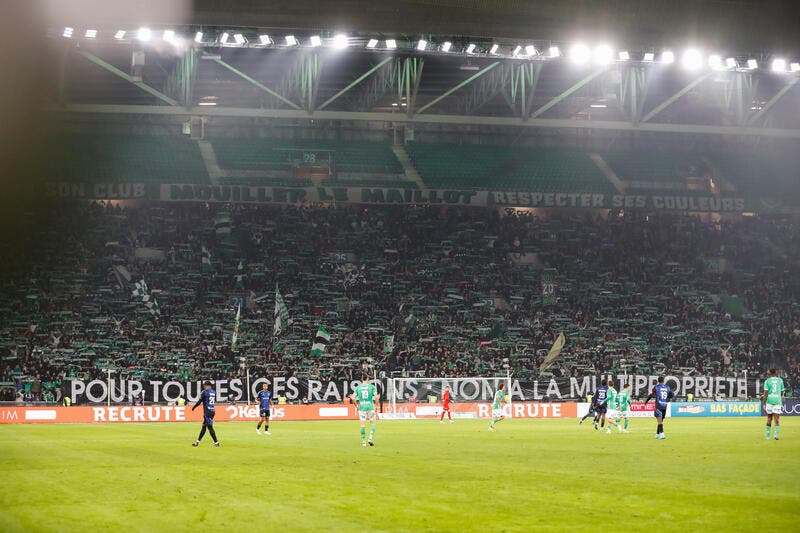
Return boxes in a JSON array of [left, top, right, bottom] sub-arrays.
[[0, 418, 797, 532]]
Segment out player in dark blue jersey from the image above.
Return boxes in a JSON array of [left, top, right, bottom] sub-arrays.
[[644, 376, 674, 440], [192, 381, 220, 447], [256, 382, 272, 435], [593, 382, 609, 430]]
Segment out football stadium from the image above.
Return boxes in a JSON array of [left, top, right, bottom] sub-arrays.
[[1, 1, 799, 531]]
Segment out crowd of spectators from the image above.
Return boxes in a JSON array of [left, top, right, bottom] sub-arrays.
[[1, 201, 798, 402]]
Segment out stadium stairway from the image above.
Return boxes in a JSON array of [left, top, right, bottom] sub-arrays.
[[197, 140, 224, 185], [392, 145, 427, 189], [587, 153, 625, 193]]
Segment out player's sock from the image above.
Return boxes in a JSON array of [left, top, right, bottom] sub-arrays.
[[256, 422, 261, 429], [448, 411, 452, 421], [623, 418, 628, 430], [265, 424, 269, 432], [765, 425, 771, 438], [369, 425, 376, 439], [360, 426, 366, 441], [773, 426, 779, 439], [198, 426, 207, 441], [601, 419, 605, 428], [657, 423, 663, 435], [440, 411, 445, 421], [208, 427, 218, 443]]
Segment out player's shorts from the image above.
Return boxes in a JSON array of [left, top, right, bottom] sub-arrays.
[[442, 403, 451, 411], [654, 403, 667, 419], [595, 404, 607, 414], [359, 409, 376, 421], [491, 408, 503, 419], [203, 411, 215, 426], [764, 403, 782, 415], [618, 409, 629, 418], [606, 409, 619, 419], [259, 408, 271, 418]]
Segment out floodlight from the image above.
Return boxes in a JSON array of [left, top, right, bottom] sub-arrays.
[[549, 46, 560, 58], [332, 34, 348, 49], [195, 32, 204, 43], [441, 41, 452, 52], [791, 62, 800, 72], [163, 30, 176, 43], [643, 52, 654, 62], [416, 39, 427, 51], [681, 49, 703, 70], [661, 50, 675, 64], [512, 45, 522, 57], [593, 44, 613, 65], [466, 43, 476, 54], [569, 43, 591, 64], [490, 44, 499, 55], [771, 58, 786, 72], [310, 35, 321, 47], [285, 35, 297, 46], [618, 51, 630, 61], [590, 104, 607, 108], [137, 27, 151, 42], [234, 33, 245, 45], [198, 101, 217, 106], [366, 38, 378, 49], [85, 29, 97, 39], [221, 32, 229, 44], [726, 57, 737, 69], [747, 58, 757, 69], [708, 55, 723, 70], [525, 45, 536, 56], [386, 39, 396, 49], [63, 27, 73, 38], [114, 30, 126, 40]]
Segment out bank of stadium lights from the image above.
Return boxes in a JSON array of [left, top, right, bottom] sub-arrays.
[[771, 58, 787, 73], [441, 41, 452, 52], [114, 30, 126, 40], [643, 52, 654, 62], [309, 35, 322, 47], [366, 38, 378, 49], [332, 34, 349, 49], [233, 33, 246, 45], [661, 50, 675, 64], [220, 32, 229, 45], [489, 44, 498, 55], [137, 27, 151, 42], [62, 27, 74, 38], [593, 45, 613, 65], [618, 51, 630, 61], [681, 49, 703, 70], [549, 46, 560, 58], [512, 45, 522, 57], [85, 29, 97, 39], [466, 44, 476, 54], [386, 39, 396, 50], [792, 63, 800, 73], [416, 39, 427, 51], [285, 35, 298, 46], [525, 45, 536, 57], [747, 59, 758, 69], [569, 43, 590, 64], [726, 57, 737, 69], [258, 35, 271, 46], [194, 32, 204, 43]]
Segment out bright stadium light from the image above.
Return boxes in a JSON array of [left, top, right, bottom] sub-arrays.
[[310, 35, 321, 47], [661, 50, 675, 64], [618, 51, 630, 61], [198, 101, 217, 106], [285, 35, 297, 46], [366, 38, 378, 49], [771, 58, 787, 72], [593, 44, 613, 65], [386, 39, 397, 49], [332, 34, 349, 49], [682, 49, 703, 70], [525, 45, 536, 56], [114, 30, 126, 40], [490, 44, 499, 55], [63, 27, 74, 38], [195, 32, 204, 43], [85, 29, 97, 39], [234, 33, 246, 45], [643, 52, 655, 62], [416, 39, 427, 51], [791, 62, 800, 72], [726, 57, 737, 69], [137, 27, 151, 42], [259, 35, 271, 45], [466, 43, 476, 54], [747, 58, 757, 69], [549, 46, 560, 58], [512, 45, 522, 57], [220, 32, 229, 44], [163, 30, 176, 43], [708, 55, 723, 70], [569, 43, 591, 64], [441, 41, 452, 52]]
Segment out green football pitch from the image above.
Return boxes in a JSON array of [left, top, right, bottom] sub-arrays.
[[1, 418, 797, 532]]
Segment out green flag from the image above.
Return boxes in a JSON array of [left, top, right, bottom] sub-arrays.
[[310, 325, 330, 356], [273, 285, 290, 336]]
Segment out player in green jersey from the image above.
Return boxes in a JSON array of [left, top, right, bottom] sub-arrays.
[[617, 384, 632, 433], [604, 380, 622, 433], [761, 369, 785, 440], [351, 374, 379, 447], [488, 382, 506, 431]]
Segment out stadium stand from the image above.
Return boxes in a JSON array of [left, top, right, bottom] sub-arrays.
[[1, 202, 798, 402]]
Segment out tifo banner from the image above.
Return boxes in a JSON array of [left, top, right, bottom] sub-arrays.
[[42, 181, 792, 214], [65, 374, 757, 405], [0, 404, 358, 424], [670, 401, 762, 417], [782, 400, 800, 416]]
